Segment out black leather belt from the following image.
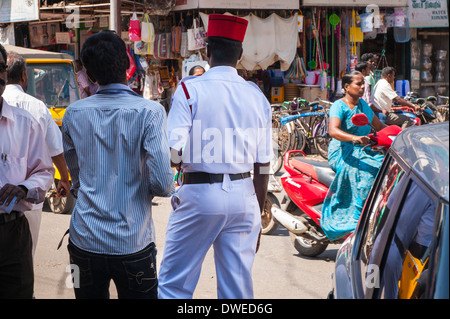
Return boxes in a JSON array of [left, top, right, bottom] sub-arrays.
[[183, 172, 251, 184], [0, 211, 24, 224]]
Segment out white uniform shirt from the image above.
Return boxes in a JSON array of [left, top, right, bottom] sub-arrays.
[[168, 66, 272, 174], [0, 100, 54, 214], [3, 84, 63, 157], [371, 78, 398, 113]]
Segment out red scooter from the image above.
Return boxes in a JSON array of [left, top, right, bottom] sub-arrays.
[[262, 114, 402, 257]]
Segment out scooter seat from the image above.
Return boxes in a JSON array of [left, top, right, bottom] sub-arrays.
[[290, 157, 336, 187]]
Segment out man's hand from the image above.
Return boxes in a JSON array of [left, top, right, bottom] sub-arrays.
[[0, 184, 27, 207], [413, 104, 421, 112], [57, 180, 71, 197]]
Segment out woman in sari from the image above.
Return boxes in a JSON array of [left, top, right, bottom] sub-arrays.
[[321, 71, 386, 241]]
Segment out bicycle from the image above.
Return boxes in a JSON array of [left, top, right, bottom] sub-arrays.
[[279, 100, 329, 159], [312, 99, 332, 159], [271, 98, 322, 173]]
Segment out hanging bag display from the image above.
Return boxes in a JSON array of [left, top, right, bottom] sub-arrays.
[[187, 18, 206, 51], [172, 25, 183, 54], [141, 13, 155, 43], [155, 33, 168, 59], [126, 47, 137, 80], [129, 12, 141, 42]]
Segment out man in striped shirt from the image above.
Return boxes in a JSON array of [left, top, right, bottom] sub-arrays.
[[62, 31, 174, 299]]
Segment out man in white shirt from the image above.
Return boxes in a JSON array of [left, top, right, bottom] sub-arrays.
[[75, 59, 98, 98], [159, 14, 272, 299], [0, 44, 54, 299], [3, 53, 70, 259], [371, 67, 419, 129]]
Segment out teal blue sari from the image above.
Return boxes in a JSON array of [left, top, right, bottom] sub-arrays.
[[321, 99, 384, 241]]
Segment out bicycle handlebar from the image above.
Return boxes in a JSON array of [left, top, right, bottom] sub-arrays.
[[280, 112, 327, 125]]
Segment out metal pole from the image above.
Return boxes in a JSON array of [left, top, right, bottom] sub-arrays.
[[110, 0, 122, 32]]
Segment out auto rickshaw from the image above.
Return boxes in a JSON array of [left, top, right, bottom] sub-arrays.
[[4, 44, 80, 214]]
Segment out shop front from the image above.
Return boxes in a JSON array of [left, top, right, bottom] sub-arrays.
[[407, 0, 449, 100]]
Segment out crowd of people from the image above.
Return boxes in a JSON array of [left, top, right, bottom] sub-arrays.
[[320, 53, 421, 240], [0, 14, 420, 299], [0, 14, 271, 300]]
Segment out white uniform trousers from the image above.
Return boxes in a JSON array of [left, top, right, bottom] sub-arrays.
[[158, 176, 260, 299]]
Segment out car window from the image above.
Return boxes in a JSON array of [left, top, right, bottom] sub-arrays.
[[357, 158, 406, 295], [379, 180, 436, 299], [26, 63, 79, 108]]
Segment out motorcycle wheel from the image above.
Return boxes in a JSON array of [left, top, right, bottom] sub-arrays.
[[289, 214, 328, 256], [290, 232, 328, 257], [261, 193, 280, 235]]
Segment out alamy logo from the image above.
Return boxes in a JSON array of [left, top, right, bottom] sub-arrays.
[[66, 6, 80, 29]]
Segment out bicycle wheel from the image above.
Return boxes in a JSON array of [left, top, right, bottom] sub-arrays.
[[294, 125, 307, 151], [312, 116, 331, 159]]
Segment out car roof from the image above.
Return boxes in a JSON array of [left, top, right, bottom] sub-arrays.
[[391, 122, 449, 202], [3, 44, 74, 61]]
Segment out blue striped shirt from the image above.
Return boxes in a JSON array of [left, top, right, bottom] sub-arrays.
[[62, 83, 174, 255]]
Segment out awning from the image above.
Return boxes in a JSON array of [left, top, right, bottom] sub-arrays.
[[174, 0, 299, 10], [200, 12, 299, 71]]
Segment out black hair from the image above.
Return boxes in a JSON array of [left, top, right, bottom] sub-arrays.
[[360, 53, 374, 62], [342, 71, 363, 92], [189, 65, 205, 76], [6, 53, 27, 83], [80, 31, 129, 85], [207, 36, 243, 66], [355, 61, 369, 73], [0, 44, 6, 63], [381, 66, 395, 78]]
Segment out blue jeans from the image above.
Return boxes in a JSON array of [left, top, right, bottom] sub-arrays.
[[68, 240, 158, 299]]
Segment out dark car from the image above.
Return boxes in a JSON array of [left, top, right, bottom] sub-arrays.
[[330, 122, 449, 299]]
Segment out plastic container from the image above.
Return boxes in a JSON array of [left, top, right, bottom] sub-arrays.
[[436, 50, 447, 61], [373, 14, 384, 28], [423, 42, 433, 57], [422, 57, 432, 70], [360, 13, 374, 33], [393, 8, 406, 27], [384, 14, 394, 28]]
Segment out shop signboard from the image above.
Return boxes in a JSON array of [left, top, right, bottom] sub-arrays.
[[250, 0, 299, 9], [302, 0, 408, 6], [408, 0, 449, 28], [198, 0, 250, 8], [174, 0, 199, 10], [174, 0, 299, 10], [0, 0, 39, 23]]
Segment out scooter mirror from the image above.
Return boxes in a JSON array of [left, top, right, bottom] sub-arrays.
[[351, 113, 370, 126]]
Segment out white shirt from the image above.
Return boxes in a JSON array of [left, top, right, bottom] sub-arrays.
[[371, 78, 398, 113], [3, 84, 63, 157], [168, 66, 273, 174], [0, 100, 54, 214]]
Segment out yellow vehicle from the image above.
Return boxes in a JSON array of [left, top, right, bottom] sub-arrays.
[[4, 44, 80, 214]]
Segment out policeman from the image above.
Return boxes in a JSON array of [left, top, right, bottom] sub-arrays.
[[159, 14, 273, 299]]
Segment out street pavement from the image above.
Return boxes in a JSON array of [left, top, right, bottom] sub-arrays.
[[33, 186, 338, 299]]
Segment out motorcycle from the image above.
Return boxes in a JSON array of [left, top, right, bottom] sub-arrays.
[[262, 114, 402, 257]]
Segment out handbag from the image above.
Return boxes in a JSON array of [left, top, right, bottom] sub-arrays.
[[172, 26, 183, 54], [141, 13, 155, 43], [180, 31, 193, 57], [128, 12, 141, 42], [155, 33, 172, 59], [187, 18, 206, 51], [126, 47, 137, 80]]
